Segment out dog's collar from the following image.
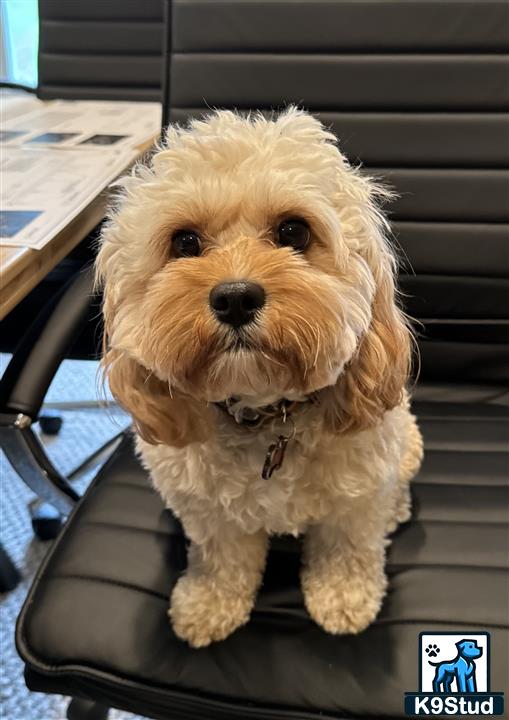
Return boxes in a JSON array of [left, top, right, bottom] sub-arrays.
[[215, 394, 317, 479], [215, 396, 306, 428]]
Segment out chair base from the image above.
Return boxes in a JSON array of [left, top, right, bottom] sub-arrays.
[[67, 698, 109, 720]]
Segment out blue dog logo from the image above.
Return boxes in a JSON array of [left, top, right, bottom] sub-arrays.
[[429, 639, 483, 693], [404, 631, 505, 716]]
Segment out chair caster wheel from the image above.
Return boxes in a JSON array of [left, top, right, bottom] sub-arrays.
[[29, 500, 63, 541], [0, 545, 21, 592], [39, 413, 63, 435], [67, 698, 109, 720]]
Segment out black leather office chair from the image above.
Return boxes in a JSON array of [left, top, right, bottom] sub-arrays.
[[13, 1, 509, 718], [37, 0, 164, 101]]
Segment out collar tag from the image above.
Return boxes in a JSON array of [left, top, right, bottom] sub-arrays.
[[261, 413, 295, 479], [262, 435, 289, 479]]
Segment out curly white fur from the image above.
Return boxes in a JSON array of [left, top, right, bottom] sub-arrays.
[[96, 108, 423, 647]]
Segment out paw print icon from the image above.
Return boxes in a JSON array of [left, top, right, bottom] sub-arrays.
[[425, 644, 440, 658]]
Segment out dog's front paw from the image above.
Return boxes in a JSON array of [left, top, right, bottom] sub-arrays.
[[169, 574, 254, 648], [302, 567, 386, 635]]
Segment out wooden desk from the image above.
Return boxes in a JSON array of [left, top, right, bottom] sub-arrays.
[[0, 192, 106, 320]]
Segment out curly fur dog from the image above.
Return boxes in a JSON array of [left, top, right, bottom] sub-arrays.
[[96, 108, 423, 648]]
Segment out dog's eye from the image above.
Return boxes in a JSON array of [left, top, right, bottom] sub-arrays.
[[276, 219, 310, 252], [172, 230, 202, 258]]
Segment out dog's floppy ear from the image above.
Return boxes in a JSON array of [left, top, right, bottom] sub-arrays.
[[323, 177, 413, 434], [102, 347, 210, 447], [97, 244, 211, 448]]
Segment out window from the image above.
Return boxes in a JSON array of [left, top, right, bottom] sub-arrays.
[[1, 0, 39, 88]]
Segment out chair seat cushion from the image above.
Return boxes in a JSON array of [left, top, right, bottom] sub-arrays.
[[16, 387, 509, 720]]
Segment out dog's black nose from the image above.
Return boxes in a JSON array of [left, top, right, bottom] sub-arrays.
[[209, 281, 265, 328]]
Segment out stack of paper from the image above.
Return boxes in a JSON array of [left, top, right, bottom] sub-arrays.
[[1, 94, 161, 249]]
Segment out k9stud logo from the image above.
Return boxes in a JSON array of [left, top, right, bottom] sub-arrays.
[[404, 632, 504, 716]]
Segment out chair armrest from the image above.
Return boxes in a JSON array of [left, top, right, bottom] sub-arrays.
[[0, 265, 97, 420], [0, 265, 98, 514]]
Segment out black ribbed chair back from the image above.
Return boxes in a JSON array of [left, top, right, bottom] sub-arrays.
[[166, 0, 509, 385], [37, 0, 164, 100]]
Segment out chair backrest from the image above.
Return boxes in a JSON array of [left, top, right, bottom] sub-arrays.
[[166, 0, 509, 385], [37, 0, 164, 100]]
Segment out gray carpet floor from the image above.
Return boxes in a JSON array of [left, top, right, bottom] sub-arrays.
[[0, 357, 145, 720]]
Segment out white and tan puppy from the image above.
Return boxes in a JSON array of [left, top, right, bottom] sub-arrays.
[[96, 108, 423, 648]]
